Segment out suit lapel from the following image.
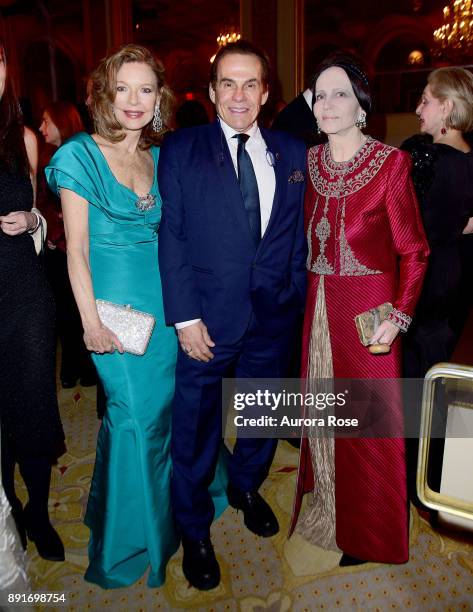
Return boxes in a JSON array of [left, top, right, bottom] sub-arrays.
[[208, 120, 254, 247], [260, 128, 287, 242]]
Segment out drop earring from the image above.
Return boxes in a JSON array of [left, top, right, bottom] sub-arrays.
[[355, 111, 367, 129], [152, 105, 163, 132], [315, 118, 321, 135]]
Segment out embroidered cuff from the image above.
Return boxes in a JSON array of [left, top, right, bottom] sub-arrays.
[[386, 308, 412, 333]]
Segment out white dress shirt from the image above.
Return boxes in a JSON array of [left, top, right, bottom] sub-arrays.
[[302, 88, 313, 109], [219, 118, 276, 236], [176, 118, 276, 330]]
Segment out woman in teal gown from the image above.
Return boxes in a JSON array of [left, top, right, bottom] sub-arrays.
[[46, 45, 226, 589]]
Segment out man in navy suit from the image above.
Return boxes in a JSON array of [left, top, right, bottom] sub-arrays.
[[158, 40, 306, 590]]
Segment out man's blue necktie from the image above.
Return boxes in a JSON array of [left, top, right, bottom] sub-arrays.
[[233, 133, 261, 246]]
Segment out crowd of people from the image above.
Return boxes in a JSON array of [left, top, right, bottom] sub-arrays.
[[0, 36, 472, 595]]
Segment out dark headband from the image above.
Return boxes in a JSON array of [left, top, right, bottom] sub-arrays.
[[336, 62, 369, 87]]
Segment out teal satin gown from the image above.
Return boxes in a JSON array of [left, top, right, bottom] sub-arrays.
[[46, 133, 227, 589]]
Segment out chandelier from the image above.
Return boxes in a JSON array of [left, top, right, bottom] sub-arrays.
[[433, 0, 473, 61], [217, 31, 241, 47], [210, 28, 241, 63]]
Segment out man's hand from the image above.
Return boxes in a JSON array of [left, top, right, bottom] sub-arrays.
[[178, 320, 215, 362]]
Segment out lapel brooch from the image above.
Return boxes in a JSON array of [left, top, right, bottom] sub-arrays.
[[288, 169, 304, 184], [266, 149, 277, 167]]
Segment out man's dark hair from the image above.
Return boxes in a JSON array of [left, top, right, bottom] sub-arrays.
[[311, 51, 372, 116], [209, 40, 271, 90]]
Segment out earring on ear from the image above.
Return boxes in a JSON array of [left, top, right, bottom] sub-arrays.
[[152, 105, 163, 132], [441, 122, 447, 135], [315, 118, 321, 135], [355, 111, 367, 129]]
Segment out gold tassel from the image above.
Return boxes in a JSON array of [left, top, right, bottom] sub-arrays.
[[296, 276, 340, 552]]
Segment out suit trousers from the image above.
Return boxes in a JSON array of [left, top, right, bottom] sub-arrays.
[[171, 314, 293, 540]]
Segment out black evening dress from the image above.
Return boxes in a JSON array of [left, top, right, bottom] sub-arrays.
[[401, 137, 473, 500], [402, 139, 473, 376], [0, 168, 64, 459]]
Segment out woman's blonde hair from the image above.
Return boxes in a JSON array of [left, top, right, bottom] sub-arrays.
[[89, 44, 174, 148], [428, 67, 473, 133]]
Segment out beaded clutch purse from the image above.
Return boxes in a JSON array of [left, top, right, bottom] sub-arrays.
[[354, 302, 393, 346], [96, 300, 155, 356]]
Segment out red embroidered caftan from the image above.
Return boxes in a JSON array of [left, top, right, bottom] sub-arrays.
[[290, 138, 429, 563]]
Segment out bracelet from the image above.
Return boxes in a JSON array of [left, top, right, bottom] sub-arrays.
[[386, 308, 412, 333], [27, 210, 41, 234]]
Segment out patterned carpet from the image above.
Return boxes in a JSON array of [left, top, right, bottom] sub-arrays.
[[18, 383, 473, 611]]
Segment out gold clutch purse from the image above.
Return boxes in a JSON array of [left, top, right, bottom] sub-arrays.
[[354, 302, 393, 346]]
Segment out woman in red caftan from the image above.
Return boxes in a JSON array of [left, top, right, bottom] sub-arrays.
[[289, 53, 430, 565]]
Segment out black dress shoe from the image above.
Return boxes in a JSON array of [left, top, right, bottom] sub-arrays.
[[227, 485, 279, 537], [61, 377, 77, 389], [182, 537, 220, 591], [79, 372, 97, 387], [339, 553, 367, 567], [24, 506, 65, 562]]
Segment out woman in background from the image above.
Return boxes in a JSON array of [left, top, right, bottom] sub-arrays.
[[403, 67, 473, 377], [402, 67, 473, 506], [39, 101, 96, 389], [0, 41, 64, 562]]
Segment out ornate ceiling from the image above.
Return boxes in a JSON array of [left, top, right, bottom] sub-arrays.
[[0, 0, 448, 55], [0, 0, 460, 112]]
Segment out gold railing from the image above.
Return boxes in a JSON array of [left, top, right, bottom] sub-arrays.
[[417, 362, 473, 521]]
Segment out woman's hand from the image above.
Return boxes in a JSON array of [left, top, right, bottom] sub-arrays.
[[0, 210, 37, 235], [370, 320, 400, 346], [84, 324, 124, 354]]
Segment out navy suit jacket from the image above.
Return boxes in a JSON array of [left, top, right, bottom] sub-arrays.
[[158, 120, 307, 345]]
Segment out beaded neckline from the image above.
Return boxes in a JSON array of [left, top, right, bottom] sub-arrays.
[[322, 136, 375, 177], [309, 137, 395, 198]]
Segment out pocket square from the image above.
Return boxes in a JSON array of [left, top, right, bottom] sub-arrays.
[[288, 170, 304, 183]]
